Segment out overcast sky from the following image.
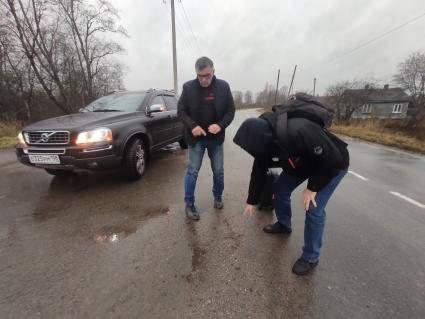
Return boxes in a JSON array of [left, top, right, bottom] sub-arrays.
[[112, 0, 425, 96]]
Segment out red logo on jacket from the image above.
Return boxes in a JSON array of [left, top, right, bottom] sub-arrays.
[[204, 93, 215, 103]]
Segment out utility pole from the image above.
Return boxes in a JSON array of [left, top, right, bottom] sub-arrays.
[[171, 0, 178, 92], [288, 65, 297, 98], [313, 77, 317, 96], [274, 69, 280, 104]]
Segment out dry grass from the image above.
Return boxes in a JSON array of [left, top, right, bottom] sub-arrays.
[[331, 123, 425, 154], [0, 137, 18, 149], [0, 121, 22, 149], [259, 107, 425, 154]]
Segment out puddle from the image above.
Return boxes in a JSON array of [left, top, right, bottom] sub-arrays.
[[93, 205, 174, 243], [133, 205, 172, 221], [94, 224, 137, 243]]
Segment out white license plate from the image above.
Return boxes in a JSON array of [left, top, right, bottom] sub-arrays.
[[29, 154, 60, 164]]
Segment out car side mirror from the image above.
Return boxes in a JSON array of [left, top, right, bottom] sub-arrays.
[[147, 104, 166, 115]]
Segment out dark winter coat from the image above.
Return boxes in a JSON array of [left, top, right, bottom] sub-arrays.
[[177, 76, 235, 146], [233, 117, 349, 205]]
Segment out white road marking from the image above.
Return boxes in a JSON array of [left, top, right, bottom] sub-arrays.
[[390, 192, 425, 209], [348, 170, 369, 181]]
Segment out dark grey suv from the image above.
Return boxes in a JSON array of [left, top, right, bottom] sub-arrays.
[[15, 89, 186, 180]]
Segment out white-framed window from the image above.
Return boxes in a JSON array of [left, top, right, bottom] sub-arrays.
[[362, 103, 372, 113], [392, 104, 403, 113]]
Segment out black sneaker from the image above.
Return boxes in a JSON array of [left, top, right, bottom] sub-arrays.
[[292, 257, 319, 275], [262, 222, 292, 234], [185, 205, 200, 220], [214, 197, 224, 209]]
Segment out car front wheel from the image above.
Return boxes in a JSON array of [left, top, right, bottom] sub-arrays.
[[124, 138, 146, 180]]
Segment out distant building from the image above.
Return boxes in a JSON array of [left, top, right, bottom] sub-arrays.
[[348, 85, 410, 119]]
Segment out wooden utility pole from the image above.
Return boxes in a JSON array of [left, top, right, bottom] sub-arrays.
[[313, 77, 317, 96], [274, 69, 280, 104], [288, 65, 297, 98], [171, 0, 178, 92]]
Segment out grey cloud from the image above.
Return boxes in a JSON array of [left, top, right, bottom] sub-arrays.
[[114, 0, 425, 95]]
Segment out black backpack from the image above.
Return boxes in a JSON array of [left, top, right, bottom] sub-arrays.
[[258, 168, 280, 211], [260, 93, 336, 168]]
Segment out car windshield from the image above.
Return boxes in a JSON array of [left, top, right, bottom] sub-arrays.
[[80, 92, 147, 112]]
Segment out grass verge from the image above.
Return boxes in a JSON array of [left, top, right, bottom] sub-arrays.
[[331, 124, 425, 154], [0, 121, 21, 149], [260, 107, 425, 155]]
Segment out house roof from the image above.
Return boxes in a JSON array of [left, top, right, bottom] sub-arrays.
[[344, 87, 410, 103]]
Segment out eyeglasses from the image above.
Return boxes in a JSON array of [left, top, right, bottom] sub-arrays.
[[197, 73, 213, 80]]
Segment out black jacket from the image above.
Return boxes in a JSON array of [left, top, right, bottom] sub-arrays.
[[234, 117, 349, 205], [177, 77, 235, 146]]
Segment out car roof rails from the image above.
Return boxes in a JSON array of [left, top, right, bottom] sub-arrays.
[[106, 89, 126, 95], [147, 88, 176, 94]]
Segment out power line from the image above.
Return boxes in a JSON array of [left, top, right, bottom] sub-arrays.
[[162, 1, 197, 59], [305, 12, 425, 71], [163, 0, 199, 58], [178, 0, 202, 56], [343, 12, 425, 57], [174, 5, 199, 56]]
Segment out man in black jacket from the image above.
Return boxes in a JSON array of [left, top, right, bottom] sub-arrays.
[[234, 115, 349, 275], [178, 57, 235, 220]]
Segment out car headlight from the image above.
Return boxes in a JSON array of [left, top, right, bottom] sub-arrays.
[[17, 132, 26, 145], [76, 128, 112, 145]]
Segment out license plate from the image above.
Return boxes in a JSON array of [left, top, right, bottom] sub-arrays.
[[29, 154, 60, 164]]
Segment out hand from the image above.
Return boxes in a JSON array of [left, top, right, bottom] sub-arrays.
[[191, 126, 207, 137], [243, 204, 256, 217], [208, 124, 221, 134], [302, 188, 317, 212]]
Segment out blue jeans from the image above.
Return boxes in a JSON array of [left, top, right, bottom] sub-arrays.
[[273, 169, 347, 263], [184, 139, 224, 206]]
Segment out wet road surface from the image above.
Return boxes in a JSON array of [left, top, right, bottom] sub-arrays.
[[0, 109, 424, 318]]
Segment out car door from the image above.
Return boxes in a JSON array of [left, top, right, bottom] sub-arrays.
[[163, 94, 183, 139], [147, 94, 175, 147]]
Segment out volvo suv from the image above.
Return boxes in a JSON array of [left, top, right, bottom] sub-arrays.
[[15, 89, 186, 180]]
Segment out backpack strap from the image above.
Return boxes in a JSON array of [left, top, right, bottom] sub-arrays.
[[259, 111, 297, 169], [275, 111, 288, 150]]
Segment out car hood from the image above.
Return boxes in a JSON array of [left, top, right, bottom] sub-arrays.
[[24, 112, 145, 131]]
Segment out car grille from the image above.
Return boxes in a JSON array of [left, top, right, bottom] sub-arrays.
[[25, 131, 70, 145]]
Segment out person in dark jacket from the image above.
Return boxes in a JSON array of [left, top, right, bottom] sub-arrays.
[[178, 56, 235, 220], [233, 116, 349, 275]]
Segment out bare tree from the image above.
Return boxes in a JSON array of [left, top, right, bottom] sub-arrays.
[[325, 79, 378, 121], [58, 0, 128, 104], [325, 81, 356, 120], [244, 90, 252, 105], [254, 83, 289, 108], [394, 51, 425, 113], [232, 90, 243, 108], [255, 82, 274, 107], [276, 86, 288, 105], [2, 0, 127, 116]]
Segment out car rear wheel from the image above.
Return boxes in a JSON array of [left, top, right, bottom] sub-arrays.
[[45, 168, 73, 176], [124, 138, 146, 180]]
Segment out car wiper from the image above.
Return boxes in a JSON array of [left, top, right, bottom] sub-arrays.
[[92, 109, 122, 112]]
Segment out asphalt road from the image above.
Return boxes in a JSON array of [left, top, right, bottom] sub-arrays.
[[0, 109, 424, 319]]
